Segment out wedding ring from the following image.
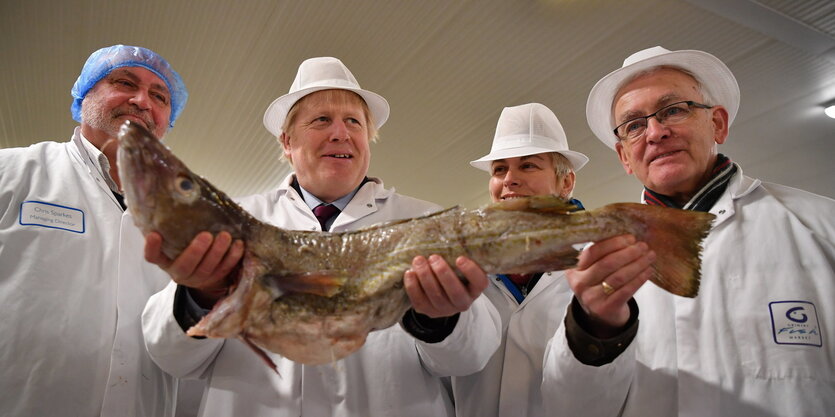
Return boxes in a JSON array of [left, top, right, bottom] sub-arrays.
[[601, 281, 615, 296]]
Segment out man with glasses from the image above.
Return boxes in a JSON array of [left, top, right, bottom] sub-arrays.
[[542, 46, 835, 416]]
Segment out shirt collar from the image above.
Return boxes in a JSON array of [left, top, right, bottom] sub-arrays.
[[295, 177, 368, 211], [73, 127, 120, 193]]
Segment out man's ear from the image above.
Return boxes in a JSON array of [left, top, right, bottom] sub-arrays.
[[615, 142, 634, 175], [711, 106, 729, 145]]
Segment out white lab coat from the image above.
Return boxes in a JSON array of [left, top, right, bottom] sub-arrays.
[[542, 168, 835, 417], [0, 128, 177, 417], [141, 173, 502, 417], [453, 271, 572, 417]]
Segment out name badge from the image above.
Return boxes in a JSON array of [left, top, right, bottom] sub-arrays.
[[19, 201, 85, 234], [769, 301, 822, 347]]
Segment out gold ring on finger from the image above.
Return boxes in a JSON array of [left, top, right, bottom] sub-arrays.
[[601, 281, 615, 296]]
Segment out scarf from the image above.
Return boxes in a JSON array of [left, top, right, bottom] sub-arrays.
[[643, 154, 737, 212]]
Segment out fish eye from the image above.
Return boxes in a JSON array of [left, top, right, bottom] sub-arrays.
[[174, 175, 200, 203], [177, 177, 194, 191]]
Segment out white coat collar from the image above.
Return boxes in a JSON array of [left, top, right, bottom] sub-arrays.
[[706, 165, 760, 228], [639, 165, 762, 228], [71, 127, 120, 193]]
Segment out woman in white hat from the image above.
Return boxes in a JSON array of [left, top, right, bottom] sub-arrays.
[[443, 103, 588, 417], [141, 56, 501, 417]]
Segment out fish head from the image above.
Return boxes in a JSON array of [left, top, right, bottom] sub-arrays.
[[117, 120, 249, 259]]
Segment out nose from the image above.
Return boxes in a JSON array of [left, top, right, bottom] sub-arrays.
[[503, 167, 521, 187], [128, 89, 152, 111], [329, 119, 350, 142], [644, 116, 670, 143]]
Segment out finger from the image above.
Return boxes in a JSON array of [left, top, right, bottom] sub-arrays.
[[428, 255, 470, 312], [168, 232, 214, 282], [594, 243, 653, 290], [607, 261, 653, 303], [192, 231, 234, 279], [575, 241, 649, 292], [455, 256, 488, 300], [211, 239, 245, 283], [144, 232, 172, 268], [403, 269, 432, 314], [576, 234, 636, 270], [584, 250, 655, 324], [412, 256, 449, 311]]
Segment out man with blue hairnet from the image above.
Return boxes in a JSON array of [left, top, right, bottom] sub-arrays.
[[0, 44, 188, 416]]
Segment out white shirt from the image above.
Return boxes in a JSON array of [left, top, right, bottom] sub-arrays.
[[141, 173, 502, 417], [542, 168, 835, 417]]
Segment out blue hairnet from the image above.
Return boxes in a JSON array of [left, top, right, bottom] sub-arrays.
[[70, 45, 188, 128]]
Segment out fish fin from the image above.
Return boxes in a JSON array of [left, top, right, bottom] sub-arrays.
[[269, 272, 347, 297], [489, 195, 577, 214], [187, 255, 266, 338], [323, 206, 460, 234], [602, 203, 715, 298], [239, 335, 280, 376]]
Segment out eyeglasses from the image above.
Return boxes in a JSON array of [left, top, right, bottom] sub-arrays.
[[613, 100, 713, 143]]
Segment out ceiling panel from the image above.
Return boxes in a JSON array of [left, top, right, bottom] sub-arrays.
[[2, 0, 833, 212]]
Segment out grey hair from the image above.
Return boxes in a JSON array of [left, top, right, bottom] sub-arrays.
[[623, 66, 717, 105]]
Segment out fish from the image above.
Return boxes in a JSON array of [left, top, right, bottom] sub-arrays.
[[117, 120, 715, 367]]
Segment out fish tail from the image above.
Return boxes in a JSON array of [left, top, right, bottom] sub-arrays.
[[603, 203, 715, 298]]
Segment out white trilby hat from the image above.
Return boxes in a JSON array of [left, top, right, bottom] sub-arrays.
[[586, 46, 740, 150], [263, 57, 390, 137], [470, 103, 589, 172]]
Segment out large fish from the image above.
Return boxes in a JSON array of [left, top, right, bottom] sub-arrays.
[[118, 121, 714, 366]]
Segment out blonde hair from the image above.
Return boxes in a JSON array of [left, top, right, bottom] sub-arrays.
[[548, 152, 575, 198]]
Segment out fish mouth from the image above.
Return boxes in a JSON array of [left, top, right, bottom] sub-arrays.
[[117, 121, 165, 210]]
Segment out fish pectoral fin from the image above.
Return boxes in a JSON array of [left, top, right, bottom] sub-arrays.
[[268, 272, 347, 297], [489, 195, 576, 214], [239, 335, 280, 375]]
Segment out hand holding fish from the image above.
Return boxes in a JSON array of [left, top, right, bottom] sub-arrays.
[[404, 255, 489, 318], [144, 230, 244, 308], [565, 235, 655, 336]]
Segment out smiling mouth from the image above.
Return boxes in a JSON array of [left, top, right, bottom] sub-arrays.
[[117, 114, 151, 129], [324, 154, 352, 159], [501, 194, 528, 200], [651, 150, 680, 163]]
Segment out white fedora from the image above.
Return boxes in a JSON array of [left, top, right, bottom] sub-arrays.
[[586, 46, 740, 150], [470, 103, 589, 172], [263, 57, 390, 137]]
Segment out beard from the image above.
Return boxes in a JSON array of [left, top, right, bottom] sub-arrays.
[[81, 98, 158, 139]]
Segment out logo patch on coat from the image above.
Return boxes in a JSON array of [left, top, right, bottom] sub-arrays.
[[769, 301, 822, 347], [19, 201, 85, 233]]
